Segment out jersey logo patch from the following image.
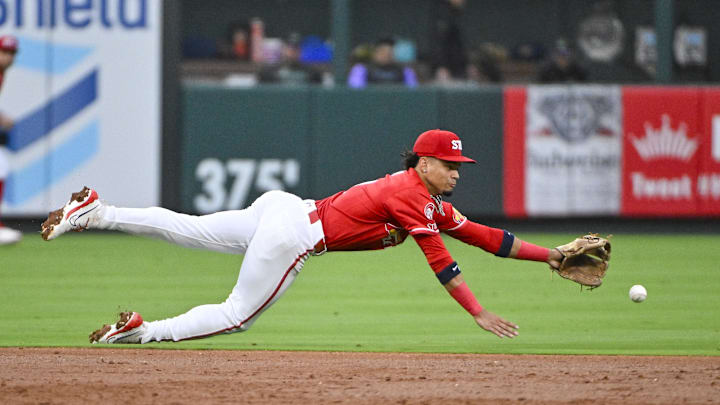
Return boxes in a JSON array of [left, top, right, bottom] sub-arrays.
[[424, 203, 435, 220], [452, 207, 466, 224]]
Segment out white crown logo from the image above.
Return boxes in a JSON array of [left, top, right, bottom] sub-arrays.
[[630, 115, 698, 162]]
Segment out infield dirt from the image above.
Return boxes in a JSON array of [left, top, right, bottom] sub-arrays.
[[1, 348, 718, 404]]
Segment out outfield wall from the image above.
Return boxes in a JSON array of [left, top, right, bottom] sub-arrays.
[[180, 85, 505, 216], [180, 84, 720, 219]]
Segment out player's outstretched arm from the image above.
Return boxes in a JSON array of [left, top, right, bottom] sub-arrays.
[[443, 273, 518, 339], [506, 236, 564, 267], [412, 234, 519, 338], [446, 220, 558, 267]]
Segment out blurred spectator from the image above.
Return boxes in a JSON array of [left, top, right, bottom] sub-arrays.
[[467, 43, 505, 83], [298, 35, 333, 64], [349, 43, 373, 65], [228, 21, 250, 60], [431, 0, 468, 80], [258, 33, 322, 85], [215, 21, 251, 60], [512, 42, 546, 62], [538, 39, 589, 83], [347, 38, 418, 88]]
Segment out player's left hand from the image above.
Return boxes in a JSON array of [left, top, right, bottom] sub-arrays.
[[473, 309, 518, 338], [547, 248, 564, 270]]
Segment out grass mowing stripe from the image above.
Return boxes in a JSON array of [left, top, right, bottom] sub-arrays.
[[1, 232, 718, 355]]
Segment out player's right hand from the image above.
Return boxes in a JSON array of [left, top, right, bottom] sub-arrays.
[[473, 309, 519, 338]]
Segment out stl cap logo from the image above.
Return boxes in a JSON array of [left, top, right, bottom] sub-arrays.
[[630, 115, 698, 162], [424, 202, 435, 220], [451, 140, 462, 150]]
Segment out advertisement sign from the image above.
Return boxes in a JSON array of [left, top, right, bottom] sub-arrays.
[[699, 89, 720, 215], [503, 86, 623, 217], [503, 87, 527, 217], [525, 85, 622, 216], [0, 0, 161, 215], [621, 87, 700, 216]]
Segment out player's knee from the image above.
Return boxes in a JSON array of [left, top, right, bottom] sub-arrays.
[[222, 296, 249, 326]]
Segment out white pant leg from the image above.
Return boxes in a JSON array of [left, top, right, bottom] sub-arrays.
[[141, 191, 318, 343], [98, 206, 259, 254]]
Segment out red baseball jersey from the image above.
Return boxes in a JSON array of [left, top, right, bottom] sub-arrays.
[[316, 168, 462, 249], [315, 168, 507, 273]]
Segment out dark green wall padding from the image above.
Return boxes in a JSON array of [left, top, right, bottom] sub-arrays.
[[181, 85, 504, 216]]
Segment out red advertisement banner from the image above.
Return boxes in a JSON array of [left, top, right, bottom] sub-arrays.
[[699, 89, 720, 215], [503, 87, 527, 218], [503, 85, 720, 218], [621, 87, 701, 216]]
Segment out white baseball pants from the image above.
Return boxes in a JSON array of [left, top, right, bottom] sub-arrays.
[[95, 190, 325, 343]]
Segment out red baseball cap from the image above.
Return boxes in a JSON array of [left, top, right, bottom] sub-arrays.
[[413, 129, 476, 163], [0, 35, 18, 53]]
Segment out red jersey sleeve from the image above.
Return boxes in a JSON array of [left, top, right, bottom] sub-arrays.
[[436, 201, 468, 232], [445, 216, 515, 257], [385, 189, 439, 236], [412, 233, 454, 273]]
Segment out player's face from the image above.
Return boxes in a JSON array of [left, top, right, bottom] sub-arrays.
[[419, 157, 461, 196], [0, 50, 15, 70]]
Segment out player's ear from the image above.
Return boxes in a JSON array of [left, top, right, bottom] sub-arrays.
[[418, 157, 429, 174]]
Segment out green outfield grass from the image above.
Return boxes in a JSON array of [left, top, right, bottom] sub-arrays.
[[1, 232, 718, 355]]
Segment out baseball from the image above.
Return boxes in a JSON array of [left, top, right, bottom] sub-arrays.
[[629, 285, 647, 303]]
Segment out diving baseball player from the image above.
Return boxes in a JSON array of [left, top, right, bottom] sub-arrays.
[[0, 34, 21, 245], [41, 129, 564, 343]]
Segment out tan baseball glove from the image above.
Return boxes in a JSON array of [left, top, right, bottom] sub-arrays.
[[551, 234, 611, 289]]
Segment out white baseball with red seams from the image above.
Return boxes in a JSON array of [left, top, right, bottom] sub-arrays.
[[94, 190, 324, 342], [629, 285, 647, 303]]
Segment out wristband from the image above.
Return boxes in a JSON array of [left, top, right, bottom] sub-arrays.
[[449, 282, 483, 316], [435, 261, 461, 285], [516, 241, 551, 262], [495, 230, 515, 257]]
